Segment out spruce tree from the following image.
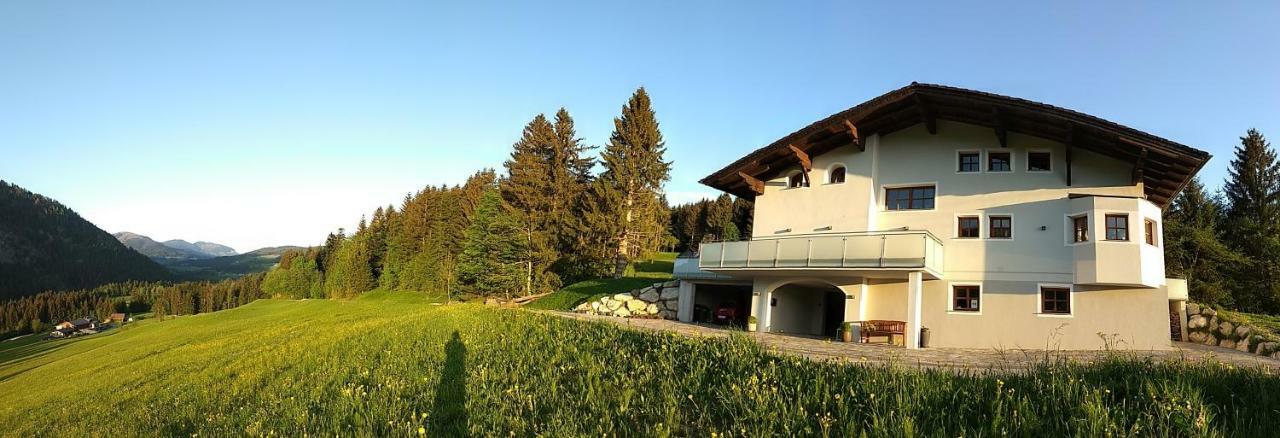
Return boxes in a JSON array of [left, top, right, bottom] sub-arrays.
[[1164, 178, 1240, 307], [458, 189, 529, 299], [547, 108, 599, 284], [587, 87, 672, 278], [1222, 129, 1280, 311], [500, 115, 559, 292]]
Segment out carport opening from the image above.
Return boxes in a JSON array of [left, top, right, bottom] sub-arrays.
[[770, 282, 847, 337], [692, 284, 752, 327]]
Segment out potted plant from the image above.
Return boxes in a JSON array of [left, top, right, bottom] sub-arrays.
[[840, 321, 857, 343], [747, 315, 758, 332]]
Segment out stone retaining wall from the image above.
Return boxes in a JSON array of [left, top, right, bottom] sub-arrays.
[[573, 280, 681, 320], [1184, 302, 1280, 359]]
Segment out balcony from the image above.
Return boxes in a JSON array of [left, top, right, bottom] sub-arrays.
[[698, 230, 944, 278]]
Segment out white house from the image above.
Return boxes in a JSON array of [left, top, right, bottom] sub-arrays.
[[673, 83, 1208, 350]]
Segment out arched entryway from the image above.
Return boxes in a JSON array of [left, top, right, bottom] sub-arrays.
[[767, 281, 848, 337]]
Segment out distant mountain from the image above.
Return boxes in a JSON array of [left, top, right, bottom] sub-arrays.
[[114, 232, 202, 260], [165, 246, 304, 281], [0, 181, 171, 300], [162, 239, 237, 258]]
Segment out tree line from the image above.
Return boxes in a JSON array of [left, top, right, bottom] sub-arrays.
[[263, 88, 674, 299], [1166, 129, 1280, 314], [668, 194, 753, 252], [0, 274, 264, 337]]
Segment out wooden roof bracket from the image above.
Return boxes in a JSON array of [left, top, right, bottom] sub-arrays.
[[1064, 123, 1074, 186], [912, 94, 937, 135], [738, 171, 765, 196], [992, 106, 1008, 147], [1132, 146, 1148, 189], [843, 119, 864, 152], [787, 144, 812, 186]]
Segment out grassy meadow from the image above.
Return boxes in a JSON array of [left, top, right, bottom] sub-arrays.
[[2, 290, 1280, 436]]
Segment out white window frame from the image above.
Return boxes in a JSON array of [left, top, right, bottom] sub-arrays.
[[985, 149, 1015, 174], [1064, 211, 1090, 246], [1026, 149, 1053, 173], [986, 213, 1015, 241], [952, 213, 983, 239], [956, 150, 982, 174], [881, 182, 938, 213], [1102, 212, 1134, 243], [826, 162, 848, 185], [948, 282, 983, 315], [1036, 283, 1075, 318]]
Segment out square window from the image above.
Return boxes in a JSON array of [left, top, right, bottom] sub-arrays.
[[1041, 287, 1071, 314], [1105, 214, 1128, 241], [958, 152, 980, 173], [1072, 215, 1089, 243], [952, 285, 980, 312], [1028, 151, 1051, 171], [988, 151, 1012, 172], [989, 215, 1012, 239], [957, 216, 979, 238]]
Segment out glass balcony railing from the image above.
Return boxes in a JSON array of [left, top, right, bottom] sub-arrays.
[[698, 230, 944, 273]]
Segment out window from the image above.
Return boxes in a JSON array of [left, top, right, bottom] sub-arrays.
[[829, 166, 846, 184], [952, 285, 980, 312], [1105, 214, 1128, 241], [788, 172, 806, 188], [885, 185, 935, 211], [1145, 219, 1157, 246], [958, 151, 981, 173], [1041, 287, 1071, 314], [1071, 215, 1089, 243], [989, 215, 1012, 239], [988, 151, 1012, 172], [1028, 151, 1051, 172], [957, 216, 979, 238]]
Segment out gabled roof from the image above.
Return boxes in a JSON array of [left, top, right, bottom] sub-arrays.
[[700, 83, 1211, 207]]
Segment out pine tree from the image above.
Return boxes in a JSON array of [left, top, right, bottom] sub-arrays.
[[1222, 129, 1280, 311], [458, 189, 529, 299], [587, 87, 672, 278], [500, 115, 559, 292], [1164, 178, 1240, 307], [703, 194, 735, 240], [547, 108, 599, 284]]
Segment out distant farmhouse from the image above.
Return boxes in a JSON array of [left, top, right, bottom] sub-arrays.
[[49, 316, 114, 338]]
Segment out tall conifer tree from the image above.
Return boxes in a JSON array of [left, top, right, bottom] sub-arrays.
[[1222, 129, 1280, 311], [586, 87, 671, 278]]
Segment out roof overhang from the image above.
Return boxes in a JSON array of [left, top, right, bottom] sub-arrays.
[[700, 83, 1211, 207]]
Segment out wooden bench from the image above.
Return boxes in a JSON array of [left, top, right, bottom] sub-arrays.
[[859, 320, 906, 345]]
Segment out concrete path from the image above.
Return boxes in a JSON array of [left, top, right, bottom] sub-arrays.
[[552, 311, 1280, 372]]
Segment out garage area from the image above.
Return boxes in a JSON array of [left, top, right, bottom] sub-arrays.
[[769, 282, 847, 337], [691, 283, 753, 327]]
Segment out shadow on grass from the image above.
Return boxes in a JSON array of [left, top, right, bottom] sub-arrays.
[[430, 331, 468, 437]]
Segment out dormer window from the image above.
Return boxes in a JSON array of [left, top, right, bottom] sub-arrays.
[[829, 166, 846, 184], [788, 172, 807, 188]]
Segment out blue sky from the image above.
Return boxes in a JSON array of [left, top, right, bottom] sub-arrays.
[[2, 1, 1277, 252]]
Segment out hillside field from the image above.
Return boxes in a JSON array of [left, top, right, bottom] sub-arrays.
[[2, 290, 1280, 436]]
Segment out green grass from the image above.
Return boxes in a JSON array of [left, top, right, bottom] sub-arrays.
[[1218, 309, 1280, 342], [525, 252, 676, 311], [2, 292, 1280, 435]]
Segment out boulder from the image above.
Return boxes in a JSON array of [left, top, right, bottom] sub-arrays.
[[613, 293, 633, 301], [591, 302, 602, 313], [660, 309, 676, 320], [660, 300, 676, 311], [605, 299, 622, 311], [639, 290, 660, 303], [1273, 351, 1280, 360], [1219, 339, 1237, 350], [659, 288, 679, 300], [1202, 334, 1219, 346], [626, 299, 647, 312], [614, 307, 632, 318], [1217, 321, 1235, 338], [663, 280, 680, 288], [1257, 342, 1277, 356], [1187, 315, 1208, 330], [1202, 307, 1217, 318], [1235, 325, 1252, 339], [1236, 339, 1251, 352], [1187, 303, 1201, 317], [646, 303, 659, 314], [1187, 331, 1209, 344]]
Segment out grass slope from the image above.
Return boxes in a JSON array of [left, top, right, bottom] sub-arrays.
[[2, 291, 1280, 435], [525, 252, 675, 311]]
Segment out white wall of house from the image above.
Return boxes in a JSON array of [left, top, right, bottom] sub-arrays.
[[732, 119, 1177, 349]]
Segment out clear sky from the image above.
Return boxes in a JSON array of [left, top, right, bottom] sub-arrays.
[[2, 1, 1277, 252]]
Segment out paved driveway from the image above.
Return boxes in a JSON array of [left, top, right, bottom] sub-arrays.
[[553, 311, 1280, 372]]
